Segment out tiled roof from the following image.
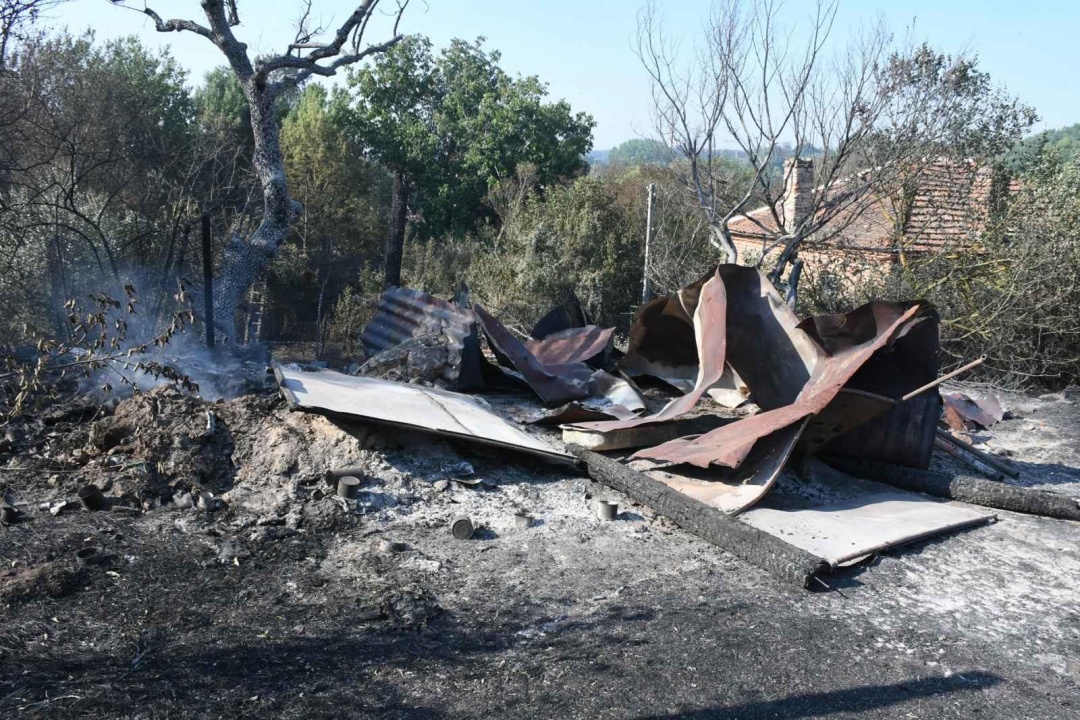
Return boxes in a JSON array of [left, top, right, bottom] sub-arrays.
[[728, 161, 1000, 256]]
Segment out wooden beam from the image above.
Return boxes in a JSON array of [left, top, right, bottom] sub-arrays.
[[822, 455, 1080, 522], [569, 445, 829, 588], [935, 429, 1021, 479]]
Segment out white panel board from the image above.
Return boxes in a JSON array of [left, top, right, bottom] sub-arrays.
[[740, 491, 993, 567], [275, 365, 572, 463]]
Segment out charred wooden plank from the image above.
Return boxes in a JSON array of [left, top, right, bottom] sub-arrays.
[[569, 445, 829, 588], [822, 455, 1080, 521]]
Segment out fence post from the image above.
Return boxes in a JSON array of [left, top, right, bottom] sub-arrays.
[[642, 183, 656, 304], [201, 214, 215, 348]]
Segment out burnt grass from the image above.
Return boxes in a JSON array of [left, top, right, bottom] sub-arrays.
[[1, 386, 1079, 718], [2, 504, 1073, 720]]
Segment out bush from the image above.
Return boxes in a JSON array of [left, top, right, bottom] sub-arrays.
[[401, 171, 644, 332]]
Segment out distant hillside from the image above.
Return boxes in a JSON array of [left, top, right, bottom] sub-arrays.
[[591, 139, 822, 171], [1006, 122, 1080, 172]]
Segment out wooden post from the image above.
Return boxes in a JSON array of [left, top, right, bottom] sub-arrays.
[[201, 214, 215, 349], [823, 455, 1080, 521], [641, 183, 656, 304]]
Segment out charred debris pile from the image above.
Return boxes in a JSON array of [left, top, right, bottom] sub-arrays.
[[2, 264, 1076, 589]]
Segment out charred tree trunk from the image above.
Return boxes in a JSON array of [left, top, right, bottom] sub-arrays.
[[570, 445, 828, 587], [823, 455, 1080, 521], [123, 0, 408, 341], [383, 170, 409, 288], [210, 79, 299, 339]]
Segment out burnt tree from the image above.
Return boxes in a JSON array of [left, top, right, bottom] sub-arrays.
[[113, 0, 408, 338]]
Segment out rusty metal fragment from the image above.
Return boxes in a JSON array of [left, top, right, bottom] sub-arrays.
[[570, 271, 726, 433], [718, 265, 822, 410], [474, 305, 591, 407], [943, 391, 1004, 431], [634, 303, 924, 469], [618, 281, 702, 392], [634, 418, 809, 514], [359, 287, 483, 389], [812, 303, 942, 468], [798, 388, 897, 454], [524, 325, 614, 368], [530, 370, 646, 425]]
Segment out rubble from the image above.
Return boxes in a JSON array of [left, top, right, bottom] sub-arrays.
[[357, 332, 459, 385], [0, 267, 1077, 615], [943, 390, 1005, 431], [359, 286, 482, 389]]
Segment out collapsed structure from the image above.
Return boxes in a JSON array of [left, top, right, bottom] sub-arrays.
[[270, 265, 1078, 587]]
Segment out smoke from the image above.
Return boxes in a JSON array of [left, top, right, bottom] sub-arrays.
[[63, 270, 269, 402]]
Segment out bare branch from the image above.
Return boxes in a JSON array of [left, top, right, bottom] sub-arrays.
[[256, 0, 409, 88], [136, 6, 212, 39]]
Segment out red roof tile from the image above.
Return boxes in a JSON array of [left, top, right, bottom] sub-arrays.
[[727, 160, 1001, 257]]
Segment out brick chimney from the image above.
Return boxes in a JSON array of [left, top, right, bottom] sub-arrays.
[[782, 157, 814, 235]]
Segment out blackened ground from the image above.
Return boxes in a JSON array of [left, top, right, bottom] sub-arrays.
[[1, 386, 1078, 719]]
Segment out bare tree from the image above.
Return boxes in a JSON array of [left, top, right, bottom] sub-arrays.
[[112, 0, 409, 339], [1, 0, 63, 66], [638, 0, 1036, 297], [637, 0, 903, 286]]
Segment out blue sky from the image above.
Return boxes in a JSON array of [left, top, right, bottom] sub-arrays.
[[49, 0, 1079, 149]]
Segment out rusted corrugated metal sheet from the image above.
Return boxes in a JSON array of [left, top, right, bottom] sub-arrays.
[[359, 287, 482, 389], [633, 303, 925, 469], [524, 325, 614, 367], [638, 418, 809, 514], [618, 270, 714, 392], [569, 271, 727, 432], [474, 305, 592, 407], [815, 303, 942, 468], [720, 265, 822, 411]]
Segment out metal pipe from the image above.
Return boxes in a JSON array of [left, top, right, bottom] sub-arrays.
[[901, 357, 985, 402]]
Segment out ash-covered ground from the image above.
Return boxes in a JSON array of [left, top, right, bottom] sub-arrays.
[[1, 375, 1078, 719]]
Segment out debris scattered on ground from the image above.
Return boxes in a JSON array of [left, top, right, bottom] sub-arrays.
[[274, 364, 572, 464], [2, 263, 1077, 627], [943, 390, 1005, 431]]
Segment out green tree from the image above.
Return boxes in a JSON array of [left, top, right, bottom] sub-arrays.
[[276, 83, 387, 346], [346, 35, 595, 287], [1006, 122, 1080, 173], [606, 138, 676, 167], [0, 32, 196, 338]]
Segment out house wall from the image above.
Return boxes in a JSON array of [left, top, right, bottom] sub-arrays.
[[733, 236, 897, 294]]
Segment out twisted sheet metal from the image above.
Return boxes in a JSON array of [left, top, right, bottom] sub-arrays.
[[524, 325, 614, 367], [359, 287, 481, 387], [569, 271, 726, 432], [633, 303, 924, 469], [474, 305, 592, 407]]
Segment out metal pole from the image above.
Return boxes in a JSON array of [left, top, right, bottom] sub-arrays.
[[641, 183, 656, 304], [201, 214, 215, 348]]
